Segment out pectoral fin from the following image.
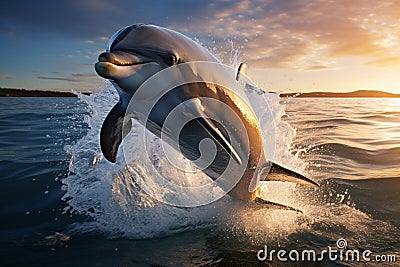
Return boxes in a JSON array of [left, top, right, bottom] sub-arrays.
[[254, 197, 303, 213], [264, 162, 319, 188], [190, 99, 242, 165], [100, 101, 132, 163]]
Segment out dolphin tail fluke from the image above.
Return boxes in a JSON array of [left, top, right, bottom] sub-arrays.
[[263, 162, 320, 188], [254, 197, 303, 213], [100, 101, 132, 163]]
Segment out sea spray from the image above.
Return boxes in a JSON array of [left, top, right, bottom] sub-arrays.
[[62, 45, 323, 239]]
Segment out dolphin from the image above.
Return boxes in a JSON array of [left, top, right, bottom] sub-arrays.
[[95, 23, 318, 207]]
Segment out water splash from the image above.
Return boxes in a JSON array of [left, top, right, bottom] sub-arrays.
[[62, 47, 361, 241], [62, 82, 228, 238]]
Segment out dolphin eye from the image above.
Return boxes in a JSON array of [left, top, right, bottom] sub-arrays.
[[169, 55, 179, 65]]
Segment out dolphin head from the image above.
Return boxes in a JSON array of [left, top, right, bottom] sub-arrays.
[[95, 24, 167, 95], [95, 23, 216, 95], [95, 23, 218, 162]]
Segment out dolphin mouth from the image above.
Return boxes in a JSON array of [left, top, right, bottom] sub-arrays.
[[97, 51, 156, 66], [95, 50, 158, 80]]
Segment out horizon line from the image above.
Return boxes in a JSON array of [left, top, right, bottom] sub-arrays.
[[1, 87, 400, 98]]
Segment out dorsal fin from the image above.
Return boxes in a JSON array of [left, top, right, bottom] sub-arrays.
[[236, 63, 247, 81]]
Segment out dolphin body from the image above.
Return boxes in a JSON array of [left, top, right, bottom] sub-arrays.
[[95, 24, 318, 205]]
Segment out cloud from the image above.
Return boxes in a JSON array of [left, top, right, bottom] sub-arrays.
[[36, 72, 102, 91], [170, 0, 400, 69], [0, 0, 215, 40], [0, 73, 12, 79], [0, 0, 121, 39], [37, 76, 74, 82], [37, 72, 97, 82], [365, 57, 400, 68], [306, 65, 330, 71], [2, 0, 400, 83]]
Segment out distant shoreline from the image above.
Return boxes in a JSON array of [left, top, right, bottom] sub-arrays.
[[280, 90, 400, 98], [1, 88, 399, 98], [0, 88, 90, 97]]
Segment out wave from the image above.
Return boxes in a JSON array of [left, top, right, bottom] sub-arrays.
[[295, 117, 374, 126], [359, 114, 400, 123], [332, 178, 400, 228], [308, 142, 400, 166]]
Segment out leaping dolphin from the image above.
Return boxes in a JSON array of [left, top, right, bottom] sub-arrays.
[[95, 23, 318, 207]]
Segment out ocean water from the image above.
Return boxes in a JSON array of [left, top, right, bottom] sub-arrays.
[[0, 88, 399, 266]]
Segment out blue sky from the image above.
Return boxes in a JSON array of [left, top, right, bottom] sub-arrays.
[[1, 0, 400, 93]]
